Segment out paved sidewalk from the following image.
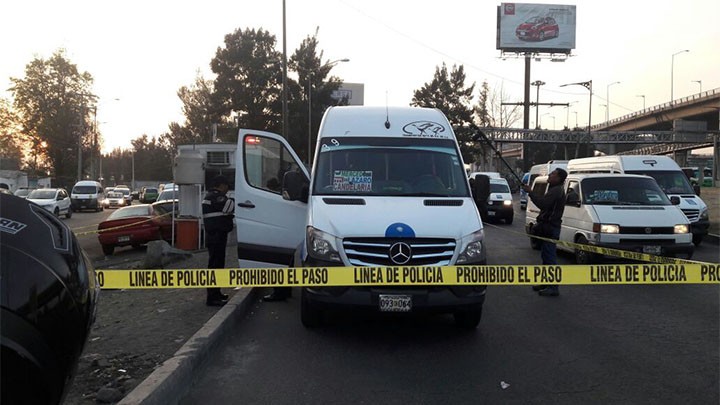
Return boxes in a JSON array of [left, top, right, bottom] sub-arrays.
[[117, 242, 259, 405]]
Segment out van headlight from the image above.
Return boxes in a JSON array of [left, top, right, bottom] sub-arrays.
[[306, 226, 341, 263], [674, 224, 689, 234], [456, 229, 485, 264], [593, 223, 620, 234], [503, 200, 512, 206]]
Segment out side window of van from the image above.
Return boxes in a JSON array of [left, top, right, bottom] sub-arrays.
[[566, 181, 580, 205], [531, 180, 547, 195], [244, 135, 301, 194]]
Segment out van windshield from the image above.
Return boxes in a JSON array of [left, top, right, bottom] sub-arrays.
[[581, 177, 671, 205], [313, 137, 469, 197], [490, 183, 510, 193], [73, 185, 97, 194], [624, 170, 694, 194]]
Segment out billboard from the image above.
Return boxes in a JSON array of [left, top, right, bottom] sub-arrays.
[[497, 3, 576, 53]]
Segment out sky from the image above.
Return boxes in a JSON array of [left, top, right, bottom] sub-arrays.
[[2, 0, 719, 153]]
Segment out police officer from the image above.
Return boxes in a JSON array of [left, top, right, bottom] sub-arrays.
[[202, 175, 235, 306]]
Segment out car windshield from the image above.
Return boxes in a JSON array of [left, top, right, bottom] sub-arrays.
[[525, 16, 543, 24], [116, 188, 131, 196], [107, 205, 151, 220], [14, 189, 33, 197], [145, 188, 158, 194], [28, 189, 56, 199], [625, 170, 695, 194], [581, 177, 671, 205], [73, 185, 97, 194], [490, 183, 510, 193], [157, 189, 178, 201], [312, 137, 469, 197], [108, 192, 123, 198]]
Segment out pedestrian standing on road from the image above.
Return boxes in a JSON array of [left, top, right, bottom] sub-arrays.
[[521, 168, 567, 297], [202, 175, 235, 306]]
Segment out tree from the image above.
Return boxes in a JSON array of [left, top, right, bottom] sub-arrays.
[[0, 98, 26, 169], [474, 80, 524, 171], [411, 63, 477, 163], [288, 29, 346, 160], [211, 28, 285, 133], [177, 72, 225, 142], [9, 50, 95, 186]]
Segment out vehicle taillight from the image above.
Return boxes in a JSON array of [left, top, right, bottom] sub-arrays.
[[245, 136, 261, 144]]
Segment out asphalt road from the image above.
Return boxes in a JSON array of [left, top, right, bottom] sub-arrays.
[[179, 205, 719, 404]]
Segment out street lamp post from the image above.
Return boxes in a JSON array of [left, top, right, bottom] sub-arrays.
[[636, 94, 646, 110], [606, 81, 620, 121], [560, 80, 592, 158], [692, 80, 702, 93], [307, 58, 349, 164], [600, 104, 607, 121], [671, 49, 689, 102], [531, 80, 546, 129], [564, 101, 577, 129], [572, 111, 578, 128]]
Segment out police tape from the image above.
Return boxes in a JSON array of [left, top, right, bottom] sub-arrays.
[[73, 212, 173, 237], [95, 263, 720, 289], [487, 221, 703, 266]]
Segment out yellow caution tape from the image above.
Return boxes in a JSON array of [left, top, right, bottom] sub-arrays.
[[485, 222, 703, 265], [95, 263, 720, 289], [73, 212, 173, 237]]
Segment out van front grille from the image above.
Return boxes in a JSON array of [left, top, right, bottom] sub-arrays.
[[681, 209, 699, 222], [620, 227, 674, 234], [343, 238, 456, 266]]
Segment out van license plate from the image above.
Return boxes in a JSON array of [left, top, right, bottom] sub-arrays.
[[488, 211, 496, 216], [118, 236, 130, 242], [642, 245, 661, 254], [379, 295, 412, 312]]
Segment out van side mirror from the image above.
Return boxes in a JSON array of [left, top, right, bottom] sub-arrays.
[[282, 171, 309, 203], [565, 192, 581, 207], [670, 196, 681, 205], [692, 184, 701, 196]]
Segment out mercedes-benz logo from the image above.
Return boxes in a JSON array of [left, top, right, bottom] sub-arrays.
[[645, 227, 652, 234], [389, 242, 412, 265]]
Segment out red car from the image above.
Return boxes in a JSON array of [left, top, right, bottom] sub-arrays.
[[515, 16, 559, 41], [97, 201, 177, 255]]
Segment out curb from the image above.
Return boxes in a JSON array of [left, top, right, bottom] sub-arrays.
[[117, 287, 258, 405]]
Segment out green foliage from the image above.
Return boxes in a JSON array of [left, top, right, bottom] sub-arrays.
[[0, 98, 25, 167], [9, 50, 95, 182], [411, 63, 477, 163], [211, 28, 284, 132]]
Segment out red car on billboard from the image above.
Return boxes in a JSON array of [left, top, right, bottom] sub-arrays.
[[515, 16, 559, 41]]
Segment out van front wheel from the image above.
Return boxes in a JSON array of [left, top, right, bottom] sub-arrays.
[[692, 234, 703, 246], [300, 290, 323, 328], [454, 305, 482, 329], [575, 236, 598, 264]]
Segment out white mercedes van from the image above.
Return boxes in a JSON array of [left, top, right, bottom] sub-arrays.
[[526, 173, 694, 263], [234, 106, 486, 328], [567, 155, 709, 245]]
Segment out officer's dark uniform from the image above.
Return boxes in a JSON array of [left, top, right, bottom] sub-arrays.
[[202, 176, 234, 305]]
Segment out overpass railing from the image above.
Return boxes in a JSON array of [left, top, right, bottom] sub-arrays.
[[481, 128, 719, 145], [591, 87, 720, 130]]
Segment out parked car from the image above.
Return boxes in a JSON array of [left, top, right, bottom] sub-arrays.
[[13, 187, 37, 199], [26, 188, 72, 218], [97, 202, 177, 255], [102, 191, 126, 209], [140, 186, 159, 203], [520, 172, 530, 210], [114, 187, 132, 206], [515, 16, 559, 41], [155, 187, 179, 203]]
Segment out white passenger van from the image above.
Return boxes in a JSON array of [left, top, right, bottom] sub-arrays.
[[486, 177, 514, 224], [528, 160, 568, 190], [526, 173, 694, 263], [235, 106, 487, 328], [567, 155, 709, 245], [70, 180, 104, 212]]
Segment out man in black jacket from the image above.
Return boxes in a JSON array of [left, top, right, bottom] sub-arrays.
[[521, 168, 567, 297], [202, 175, 235, 306]]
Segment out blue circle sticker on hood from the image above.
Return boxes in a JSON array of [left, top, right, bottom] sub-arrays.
[[385, 223, 415, 238]]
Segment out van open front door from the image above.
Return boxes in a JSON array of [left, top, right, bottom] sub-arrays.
[[235, 129, 310, 268]]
